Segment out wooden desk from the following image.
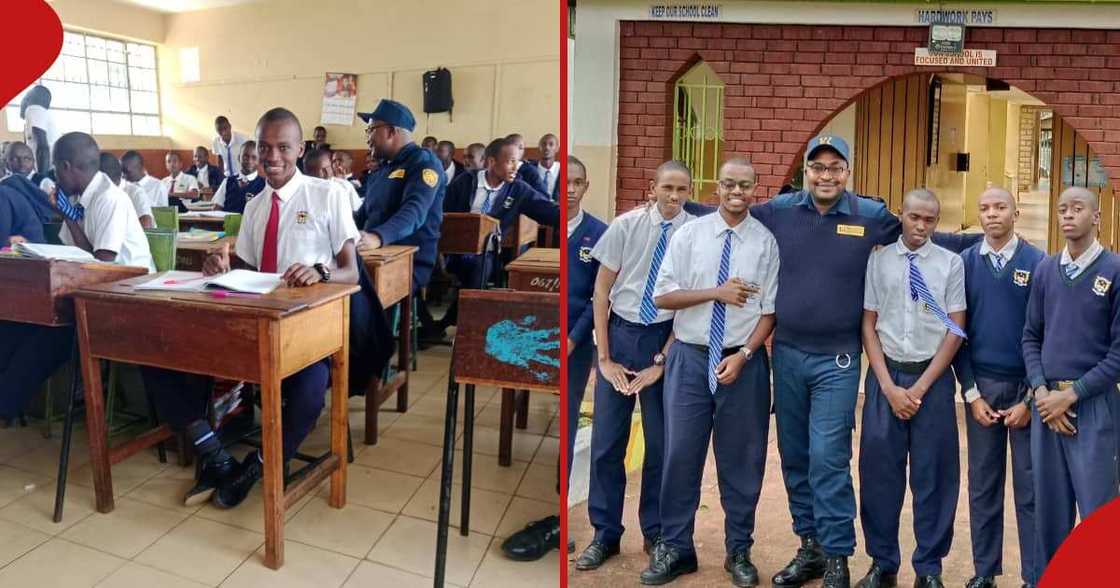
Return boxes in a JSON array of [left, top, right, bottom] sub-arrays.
[[438, 212, 499, 255], [0, 256, 148, 326], [175, 236, 236, 272], [179, 215, 227, 232], [500, 214, 538, 252], [72, 278, 358, 569], [505, 248, 560, 294], [358, 245, 417, 445]]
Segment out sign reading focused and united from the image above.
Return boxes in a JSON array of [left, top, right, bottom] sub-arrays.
[[914, 48, 997, 68]]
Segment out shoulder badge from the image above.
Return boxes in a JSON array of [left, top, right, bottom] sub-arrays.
[[1093, 275, 1111, 297], [388, 169, 405, 179], [422, 168, 439, 188], [1013, 269, 1030, 287], [579, 246, 593, 263]]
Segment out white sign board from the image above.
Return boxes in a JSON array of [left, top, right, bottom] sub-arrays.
[[649, 4, 721, 19], [915, 9, 996, 25], [914, 48, 997, 67]]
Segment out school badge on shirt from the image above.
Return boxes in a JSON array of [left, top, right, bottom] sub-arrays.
[[296, 211, 309, 224], [503, 196, 514, 209], [1093, 275, 1111, 297], [422, 168, 439, 188], [1013, 269, 1030, 287], [579, 246, 593, 263], [388, 169, 405, 179]]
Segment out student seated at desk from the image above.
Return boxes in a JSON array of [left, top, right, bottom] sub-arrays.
[[463, 142, 485, 173], [162, 151, 200, 209], [0, 183, 44, 247], [100, 152, 154, 229], [211, 141, 264, 213], [331, 150, 362, 191], [5, 141, 55, 193], [437, 137, 560, 329], [187, 146, 223, 192], [506, 133, 547, 196], [304, 147, 362, 212], [0, 132, 153, 427], [121, 151, 169, 211], [143, 108, 389, 509], [0, 183, 47, 428]]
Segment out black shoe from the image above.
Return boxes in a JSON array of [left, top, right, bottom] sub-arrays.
[[965, 577, 996, 588], [639, 544, 698, 585], [823, 556, 851, 588], [914, 576, 944, 588], [575, 541, 620, 570], [183, 454, 237, 506], [855, 564, 898, 588], [500, 515, 560, 561], [772, 536, 826, 586], [643, 534, 662, 556], [212, 453, 263, 509], [725, 551, 759, 587]]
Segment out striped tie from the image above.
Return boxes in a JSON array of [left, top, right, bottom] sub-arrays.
[[906, 253, 967, 339], [1064, 263, 1078, 279], [638, 221, 673, 325], [708, 229, 734, 394], [482, 186, 498, 214], [991, 252, 1004, 272], [54, 187, 84, 222]]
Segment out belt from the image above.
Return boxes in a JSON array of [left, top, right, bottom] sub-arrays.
[[609, 312, 671, 329], [885, 356, 931, 375], [682, 342, 744, 359], [1048, 380, 1076, 391]]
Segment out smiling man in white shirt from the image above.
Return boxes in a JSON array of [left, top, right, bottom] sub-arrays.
[[162, 151, 200, 206], [121, 151, 169, 210]]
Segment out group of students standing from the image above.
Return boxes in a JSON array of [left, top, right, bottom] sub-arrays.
[[566, 134, 1120, 588]]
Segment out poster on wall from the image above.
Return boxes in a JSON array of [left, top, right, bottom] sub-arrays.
[[321, 73, 358, 126]]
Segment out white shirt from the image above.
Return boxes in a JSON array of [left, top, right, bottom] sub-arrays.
[[444, 161, 456, 182], [23, 105, 59, 165], [331, 176, 363, 211], [537, 160, 560, 197], [568, 209, 584, 238], [122, 181, 153, 222], [194, 164, 213, 189], [213, 132, 248, 177], [864, 237, 966, 362], [1060, 239, 1104, 279], [133, 174, 169, 209], [162, 172, 199, 196], [471, 170, 505, 214], [592, 205, 694, 324], [60, 172, 154, 272], [212, 171, 260, 208], [236, 170, 360, 273], [654, 211, 779, 347], [979, 234, 1019, 268]]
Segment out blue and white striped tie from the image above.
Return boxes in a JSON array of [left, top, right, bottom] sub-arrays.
[[991, 252, 1004, 272], [482, 187, 498, 214], [708, 229, 734, 394], [54, 186, 84, 222], [1064, 263, 1078, 279], [907, 253, 967, 339], [638, 221, 673, 325]]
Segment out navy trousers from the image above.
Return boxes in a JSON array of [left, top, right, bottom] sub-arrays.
[[772, 342, 860, 556], [1032, 386, 1120, 567], [965, 376, 1039, 584], [660, 341, 770, 556], [859, 364, 959, 576], [567, 340, 595, 490], [0, 321, 74, 420], [587, 314, 672, 545], [141, 359, 330, 461]]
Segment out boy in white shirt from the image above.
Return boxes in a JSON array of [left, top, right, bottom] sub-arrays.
[[213, 116, 249, 178], [304, 148, 363, 212], [162, 152, 200, 207], [121, 151, 169, 210], [99, 152, 153, 229]]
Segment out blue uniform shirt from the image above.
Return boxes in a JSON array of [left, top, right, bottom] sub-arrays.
[[0, 184, 45, 245], [568, 211, 607, 346], [356, 143, 446, 289], [516, 162, 547, 196]]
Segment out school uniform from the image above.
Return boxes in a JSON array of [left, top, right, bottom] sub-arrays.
[[162, 172, 199, 211], [444, 160, 467, 184], [60, 171, 155, 272], [954, 236, 1045, 585], [187, 164, 222, 190], [532, 160, 560, 201], [343, 173, 362, 192], [567, 209, 607, 488], [652, 211, 779, 557], [133, 174, 169, 210], [212, 171, 265, 214], [121, 182, 153, 223], [330, 176, 363, 212], [1022, 241, 1120, 567], [583, 204, 692, 548], [515, 160, 548, 196], [860, 237, 966, 577], [0, 184, 44, 246], [213, 132, 249, 178], [0, 174, 56, 224], [23, 104, 59, 164]]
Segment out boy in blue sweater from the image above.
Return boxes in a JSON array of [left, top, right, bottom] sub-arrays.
[[954, 188, 1044, 588], [1022, 186, 1120, 570]]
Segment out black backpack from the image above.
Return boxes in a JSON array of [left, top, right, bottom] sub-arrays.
[[423, 67, 454, 119]]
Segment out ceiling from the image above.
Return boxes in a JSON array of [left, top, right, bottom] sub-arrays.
[[111, 0, 265, 13]]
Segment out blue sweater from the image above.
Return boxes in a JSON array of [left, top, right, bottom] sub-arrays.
[[568, 212, 606, 346], [217, 175, 266, 214], [0, 185, 44, 245], [443, 173, 560, 233], [953, 239, 1046, 392], [1023, 250, 1120, 400]]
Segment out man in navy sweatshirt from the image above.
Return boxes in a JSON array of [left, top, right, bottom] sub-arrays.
[[1022, 186, 1120, 571], [954, 187, 1044, 588]]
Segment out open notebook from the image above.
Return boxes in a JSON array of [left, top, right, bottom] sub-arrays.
[[13, 242, 98, 263], [135, 269, 283, 295]]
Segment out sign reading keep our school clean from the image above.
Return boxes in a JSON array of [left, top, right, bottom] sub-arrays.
[[649, 4, 721, 19], [914, 48, 997, 67], [915, 8, 996, 25]]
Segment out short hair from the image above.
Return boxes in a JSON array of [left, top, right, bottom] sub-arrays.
[[314, 125, 326, 133], [654, 160, 692, 183], [422, 135, 438, 144], [506, 133, 524, 142], [215, 115, 230, 126], [466, 142, 485, 153], [240, 140, 256, 154], [255, 107, 303, 141], [194, 146, 210, 156], [1060, 186, 1099, 211], [99, 152, 122, 182], [485, 138, 513, 160], [437, 140, 455, 151], [979, 187, 1015, 210], [53, 132, 101, 173], [568, 155, 587, 178], [304, 147, 332, 166], [121, 150, 143, 167], [166, 151, 181, 161], [20, 85, 51, 116], [902, 188, 940, 213], [334, 150, 352, 163], [6, 141, 32, 159], [539, 133, 558, 143], [719, 156, 755, 177]]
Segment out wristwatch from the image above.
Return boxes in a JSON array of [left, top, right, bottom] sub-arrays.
[[740, 347, 753, 361], [313, 263, 331, 283], [653, 352, 666, 367], [1022, 387, 1035, 408]]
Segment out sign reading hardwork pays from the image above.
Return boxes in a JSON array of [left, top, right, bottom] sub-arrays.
[[914, 48, 997, 67]]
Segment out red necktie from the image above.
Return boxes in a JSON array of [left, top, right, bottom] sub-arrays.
[[259, 193, 281, 273]]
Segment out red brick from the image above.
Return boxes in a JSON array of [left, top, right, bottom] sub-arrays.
[[773, 109, 806, 121], [1081, 56, 1107, 68], [794, 52, 825, 64], [856, 53, 886, 65], [729, 118, 761, 131], [1055, 68, 1090, 81], [784, 97, 815, 109], [725, 130, 752, 142], [845, 28, 875, 41], [678, 37, 704, 50], [621, 36, 647, 48], [649, 37, 676, 49], [884, 65, 916, 77], [805, 87, 835, 98], [753, 25, 782, 40], [1089, 44, 1120, 56], [761, 119, 788, 131], [1053, 44, 1088, 56], [811, 27, 843, 41], [1091, 69, 1120, 81], [744, 85, 775, 97], [1080, 81, 1115, 93], [1037, 30, 1071, 43], [824, 53, 856, 65], [969, 28, 1003, 43], [751, 152, 784, 164], [663, 22, 692, 37], [1101, 94, 1120, 106], [853, 65, 885, 77], [731, 62, 762, 74], [1080, 130, 1106, 142], [1105, 130, 1120, 142], [772, 74, 801, 86], [790, 64, 822, 75], [1005, 30, 1036, 43], [1031, 92, 1060, 105], [782, 26, 812, 40], [753, 130, 783, 142], [736, 39, 767, 51], [760, 63, 792, 74], [774, 141, 805, 153], [1078, 30, 1108, 44], [891, 42, 920, 53], [820, 64, 850, 76], [874, 28, 905, 41], [797, 40, 829, 52], [817, 98, 847, 111], [620, 48, 640, 60], [707, 38, 737, 50], [1022, 67, 1057, 79], [1058, 93, 1093, 105], [801, 76, 832, 87], [905, 27, 927, 42], [739, 74, 770, 86], [1033, 55, 1071, 67], [1080, 105, 1118, 118], [755, 97, 786, 108], [1101, 118, 1120, 130], [767, 52, 795, 64], [999, 55, 1032, 67]]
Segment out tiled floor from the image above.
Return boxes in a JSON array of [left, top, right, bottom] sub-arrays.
[[0, 345, 560, 587]]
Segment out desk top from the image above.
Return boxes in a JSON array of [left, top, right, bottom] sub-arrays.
[[507, 248, 559, 271], [358, 244, 418, 264], [452, 289, 560, 392], [73, 274, 359, 320], [0, 256, 150, 326], [177, 236, 236, 253]]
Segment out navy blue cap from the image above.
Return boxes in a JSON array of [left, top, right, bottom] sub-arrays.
[[806, 135, 850, 163], [357, 99, 416, 132]]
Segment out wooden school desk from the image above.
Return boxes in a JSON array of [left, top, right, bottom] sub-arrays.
[[71, 277, 358, 570], [438, 212, 499, 256], [178, 214, 227, 232], [500, 214, 539, 256], [175, 236, 236, 272], [358, 244, 417, 445]]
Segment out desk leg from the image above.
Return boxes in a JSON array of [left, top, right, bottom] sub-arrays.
[[364, 377, 379, 446], [53, 339, 81, 523], [460, 384, 475, 536], [259, 320, 284, 570], [329, 297, 350, 508], [434, 379, 460, 587], [515, 390, 529, 430], [498, 388, 515, 467], [397, 293, 412, 413], [76, 301, 114, 512]]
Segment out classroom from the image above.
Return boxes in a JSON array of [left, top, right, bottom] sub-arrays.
[[0, 1, 561, 587]]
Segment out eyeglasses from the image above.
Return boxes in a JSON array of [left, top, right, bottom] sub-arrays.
[[567, 178, 588, 189], [718, 179, 755, 191], [806, 163, 848, 177], [365, 123, 389, 135]]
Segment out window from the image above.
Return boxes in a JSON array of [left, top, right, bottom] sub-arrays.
[[5, 31, 161, 137], [672, 61, 725, 199]]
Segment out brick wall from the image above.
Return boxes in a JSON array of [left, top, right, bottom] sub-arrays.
[[615, 22, 1120, 211]]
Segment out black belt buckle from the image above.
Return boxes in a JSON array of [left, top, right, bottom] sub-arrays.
[[886, 357, 931, 375]]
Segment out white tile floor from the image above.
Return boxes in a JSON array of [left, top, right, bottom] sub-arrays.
[[0, 346, 560, 587]]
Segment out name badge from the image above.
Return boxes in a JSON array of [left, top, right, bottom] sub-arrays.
[[836, 224, 865, 237], [388, 169, 405, 179]]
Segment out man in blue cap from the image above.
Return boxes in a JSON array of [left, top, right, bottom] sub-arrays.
[[355, 99, 447, 343]]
